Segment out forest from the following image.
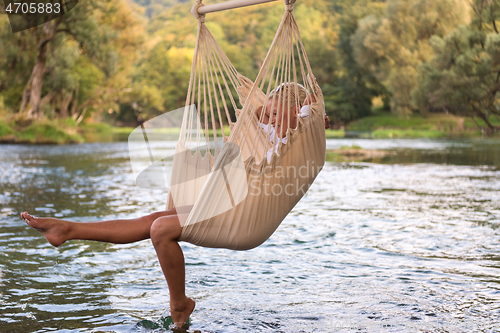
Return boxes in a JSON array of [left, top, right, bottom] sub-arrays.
[[0, 0, 499, 141]]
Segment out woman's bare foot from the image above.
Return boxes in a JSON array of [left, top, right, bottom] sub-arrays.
[[171, 297, 196, 328], [21, 212, 71, 247]]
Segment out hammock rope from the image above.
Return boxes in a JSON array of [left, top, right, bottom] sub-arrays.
[[167, 0, 326, 250]]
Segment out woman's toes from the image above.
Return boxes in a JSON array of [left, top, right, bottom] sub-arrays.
[[21, 212, 37, 226], [21, 212, 30, 223]]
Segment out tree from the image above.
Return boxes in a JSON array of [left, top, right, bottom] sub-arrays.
[[328, 0, 387, 125], [414, 0, 500, 133], [126, 43, 193, 122], [0, 16, 36, 112], [351, 0, 471, 116], [16, 0, 144, 120], [128, 0, 340, 123]]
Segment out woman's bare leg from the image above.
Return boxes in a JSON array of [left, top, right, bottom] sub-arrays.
[[21, 210, 177, 247], [22, 208, 196, 325], [150, 214, 195, 328]]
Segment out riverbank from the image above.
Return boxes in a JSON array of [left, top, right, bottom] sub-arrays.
[[1, 112, 498, 144], [112, 113, 500, 140], [0, 117, 85, 144], [345, 112, 500, 139], [0, 116, 128, 144]]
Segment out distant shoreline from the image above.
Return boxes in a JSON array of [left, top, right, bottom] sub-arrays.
[[1, 113, 498, 144]]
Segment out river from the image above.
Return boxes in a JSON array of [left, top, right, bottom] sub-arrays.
[[0, 138, 499, 332]]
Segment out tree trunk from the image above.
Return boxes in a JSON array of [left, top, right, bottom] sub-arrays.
[[19, 20, 60, 119], [70, 84, 79, 119], [39, 91, 55, 112], [59, 89, 72, 118], [474, 107, 500, 134], [73, 97, 92, 124], [76, 107, 88, 125]]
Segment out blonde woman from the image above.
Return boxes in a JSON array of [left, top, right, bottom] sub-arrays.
[[22, 83, 330, 329], [262, 83, 325, 161]]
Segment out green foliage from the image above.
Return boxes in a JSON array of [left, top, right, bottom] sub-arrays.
[[349, 114, 424, 131], [0, 0, 145, 121], [325, 130, 346, 138], [414, 0, 500, 133], [82, 122, 114, 134], [351, 0, 471, 116], [0, 119, 14, 138], [18, 122, 82, 144], [2, 0, 497, 137], [349, 113, 465, 131], [133, 0, 189, 18], [0, 0, 389, 128], [368, 129, 447, 138], [328, 0, 387, 124], [126, 43, 193, 121], [74, 57, 106, 106], [0, 16, 36, 111], [115, 0, 342, 125], [0, 117, 84, 143], [112, 126, 136, 135], [340, 144, 362, 149]]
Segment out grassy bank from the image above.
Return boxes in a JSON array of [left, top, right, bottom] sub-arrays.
[[0, 117, 119, 144], [113, 126, 231, 138], [1, 112, 498, 144], [345, 112, 500, 139], [115, 126, 346, 139], [0, 117, 85, 144]]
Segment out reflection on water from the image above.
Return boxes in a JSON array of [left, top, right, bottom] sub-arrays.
[[325, 138, 500, 166], [1, 139, 499, 333]]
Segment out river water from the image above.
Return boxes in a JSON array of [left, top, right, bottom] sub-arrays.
[[0, 138, 499, 333]]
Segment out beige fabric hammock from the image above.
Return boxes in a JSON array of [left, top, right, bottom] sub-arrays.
[[166, 0, 326, 250]]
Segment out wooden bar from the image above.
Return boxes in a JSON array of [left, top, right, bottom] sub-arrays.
[[197, 0, 278, 15]]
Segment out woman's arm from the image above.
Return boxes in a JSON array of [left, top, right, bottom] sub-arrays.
[[303, 93, 316, 105], [302, 93, 330, 129]]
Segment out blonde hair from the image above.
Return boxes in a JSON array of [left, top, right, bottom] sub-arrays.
[[268, 82, 308, 110]]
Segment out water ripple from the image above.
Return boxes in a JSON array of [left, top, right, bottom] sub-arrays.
[[1, 140, 500, 332]]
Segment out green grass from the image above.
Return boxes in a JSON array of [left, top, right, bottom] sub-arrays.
[[112, 126, 135, 135], [112, 114, 499, 140], [347, 113, 500, 138], [2, 112, 498, 144], [463, 117, 500, 136], [0, 119, 14, 138], [325, 130, 345, 138], [112, 126, 232, 138], [366, 129, 448, 139], [348, 113, 461, 132], [18, 121, 83, 144], [82, 122, 113, 134], [340, 144, 362, 149], [0, 117, 84, 144]]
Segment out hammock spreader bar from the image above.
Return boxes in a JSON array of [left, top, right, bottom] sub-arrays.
[[197, 0, 277, 15]]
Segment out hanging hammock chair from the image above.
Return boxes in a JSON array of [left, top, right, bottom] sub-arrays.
[[166, 0, 326, 250]]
